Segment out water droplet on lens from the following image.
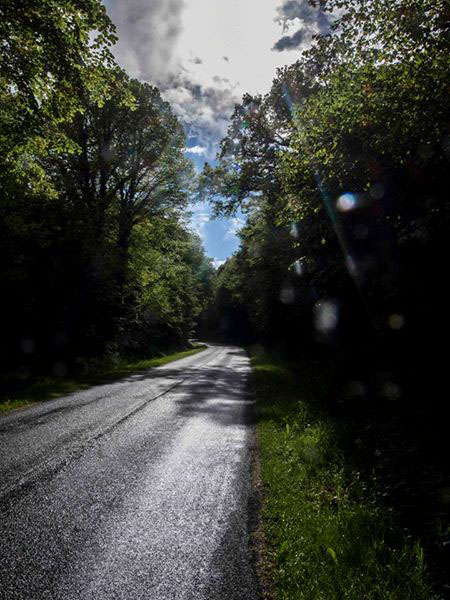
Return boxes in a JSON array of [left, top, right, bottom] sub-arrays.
[[53, 362, 68, 378], [336, 193, 357, 212], [354, 224, 368, 240], [345, 381, 365, 398], [388, 314, 405, 330], [17, 365, 31, 379], [314, 300, 338, 332], [280, 286, 295, 304], [369, 182, 385, 200], [20, 338, 35, 354], [294, 260, 303, 276], [382, 382, 401, 401], [417, 143, 433, 160]]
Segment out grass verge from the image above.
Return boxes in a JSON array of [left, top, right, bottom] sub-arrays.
[[0, 345, 206, 415], [251, 345, 439, 600]]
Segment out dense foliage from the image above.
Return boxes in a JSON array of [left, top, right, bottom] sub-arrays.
[[201, 1, 450, 592], [0, 1, 215, 378], [202, 0, 449, 406]]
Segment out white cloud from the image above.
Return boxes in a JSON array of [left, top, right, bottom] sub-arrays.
[[188, 201, 211, 239], [102, 0, 316, 256], [184, 145, 207, 155], [190, 212, 210, 238], [103, 0, 185, 80], [272, 1, 334, 51], [171, 0, 304, 96], [156, 72, 239, 161], [212, 258, 226, 268], [103, 0, 311, 163]]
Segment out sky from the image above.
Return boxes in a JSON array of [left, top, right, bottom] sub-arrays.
[[102, 0, 332, 267]]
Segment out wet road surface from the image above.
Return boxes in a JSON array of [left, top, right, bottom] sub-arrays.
[[0, 344, 258, 599]]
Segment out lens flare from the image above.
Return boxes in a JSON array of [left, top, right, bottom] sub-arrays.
[[369, 182, 385, 200], [336, 193, 357, 212], [345, 255, 357, 276], [382, 382, 402, 401], [345, 380, 366, 399], [17, 365, 31, 379], [314, 300, 338, 332], [280, 286, 295, 304], [279, 87, 369, 315], [354, 224, 368, 240], [290, 223, 299, 238], [20, 338, 35, 354], [388, 314, 405, 330], [294, 260, 303, 276]]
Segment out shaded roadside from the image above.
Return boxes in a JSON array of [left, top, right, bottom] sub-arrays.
[[250, 345, 444, 599], [0, 345, 206, 414]]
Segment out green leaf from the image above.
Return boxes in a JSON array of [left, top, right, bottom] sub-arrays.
[[326, 547, 338, 563]]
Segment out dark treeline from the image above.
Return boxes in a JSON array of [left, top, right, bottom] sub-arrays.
[[202, 0, 449, 437], [0, 0, 215, 378], [200, 0, 450, 584]]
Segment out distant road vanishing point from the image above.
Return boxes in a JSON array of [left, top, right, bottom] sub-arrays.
[[0, 344, 259, 600]]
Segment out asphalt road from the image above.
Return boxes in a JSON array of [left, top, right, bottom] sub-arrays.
[[0, 344, 259, 600]]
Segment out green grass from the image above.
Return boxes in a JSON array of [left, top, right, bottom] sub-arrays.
[[251, 345, 439, 600], [0, 345, 206, 414]]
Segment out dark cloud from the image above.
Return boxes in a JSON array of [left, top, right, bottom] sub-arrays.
[[277, 0, 330, 30], [222, 56, 230, 62], [155, 73, 240, 160], [103, 0, 185, 79], [272, 0, 332, 51], [272, 28, 308, 51], [103, 1, 239, 162], [213, 75, 231, 84]]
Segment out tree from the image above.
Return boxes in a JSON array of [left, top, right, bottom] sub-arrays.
[[41, 71, 195, 355], [0, 0, 116, 142], [198, 91, 294, 216], [0, 0, 215, 375], [203, 0, 450, 406], [53, 70, 193, 263], [121, 219, 215, 354], [0, 0, 117, 368]]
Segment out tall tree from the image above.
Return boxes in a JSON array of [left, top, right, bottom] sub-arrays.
[[203, 0, 450, 401], [44, 71, 195, 354]]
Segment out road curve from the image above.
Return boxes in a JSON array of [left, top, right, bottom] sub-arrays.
[[0, 344, 259, 600]]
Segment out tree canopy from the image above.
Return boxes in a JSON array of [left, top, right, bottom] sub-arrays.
[[202, 0, 450, 427], [0, 3, 215, 375]]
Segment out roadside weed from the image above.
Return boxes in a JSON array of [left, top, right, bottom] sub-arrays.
[[252, 349, 439, 599]]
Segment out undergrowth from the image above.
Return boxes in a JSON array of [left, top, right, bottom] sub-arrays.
[[0, 345, 206, 414], [251, 345, 439, 599]]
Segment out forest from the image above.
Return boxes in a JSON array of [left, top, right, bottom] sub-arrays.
[[0, 0, 216, 383], [198, 0, 450, 594], [1, 0, 450, 597], [202, 0, 450, 423]]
